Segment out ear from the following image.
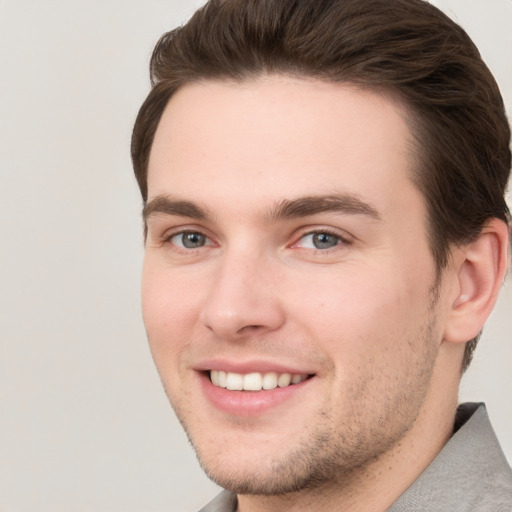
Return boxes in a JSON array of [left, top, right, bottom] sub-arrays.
[[443, 218, 510, 344]]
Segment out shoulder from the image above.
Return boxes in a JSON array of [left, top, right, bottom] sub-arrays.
[[389, 403, 512, 511], [198, 490, 237, 512]]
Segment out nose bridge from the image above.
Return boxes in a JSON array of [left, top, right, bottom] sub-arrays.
[[200, 243, 284, 339]]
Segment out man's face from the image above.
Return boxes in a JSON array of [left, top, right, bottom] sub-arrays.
[[142, 76, 447, 494]]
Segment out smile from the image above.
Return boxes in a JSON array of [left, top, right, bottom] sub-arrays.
[[210, 370, 310, 391]]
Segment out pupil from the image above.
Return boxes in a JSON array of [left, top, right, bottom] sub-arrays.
[[183, 232, 205, 248], [313, 233, 338, 249]]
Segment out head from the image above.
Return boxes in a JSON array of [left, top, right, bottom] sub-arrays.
[[132, 0, 510, 502], [132, 0, 510, 372]]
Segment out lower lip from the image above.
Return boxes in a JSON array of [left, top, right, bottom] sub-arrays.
[[199, 372, 313, 417]]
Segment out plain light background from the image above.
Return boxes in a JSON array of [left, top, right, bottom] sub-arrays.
[[0, 1, 510, 511]]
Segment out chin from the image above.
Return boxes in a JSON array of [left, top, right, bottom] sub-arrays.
[[186, 422, 376, 496], [198, 450, 329, 496]]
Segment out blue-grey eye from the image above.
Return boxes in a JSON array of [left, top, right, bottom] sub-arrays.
[[312, 232, 339, 249], [300, 232, 341, 249], [171, 232, 208, 249]]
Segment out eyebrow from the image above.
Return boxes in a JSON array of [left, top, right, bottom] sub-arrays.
[[142, 193, 381, 226], [143, 195, 211, 223], [265, 194, 381, 222]]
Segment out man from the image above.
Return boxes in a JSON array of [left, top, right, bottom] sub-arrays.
[[131, 0, 512, 510]]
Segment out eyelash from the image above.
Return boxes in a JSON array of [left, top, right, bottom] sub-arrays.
[[291, 229, 352, 252], [163, 230, 215, 251], [162, 227, 351, 254]]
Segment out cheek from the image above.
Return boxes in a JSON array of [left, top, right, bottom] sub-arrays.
[[297, 268, 437, 416], [141, 263, 201, 363], [290, 264, 428, 356]]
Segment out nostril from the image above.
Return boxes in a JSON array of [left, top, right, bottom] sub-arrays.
[[200, 293, 286, 339], [238, 324, 264, 333]]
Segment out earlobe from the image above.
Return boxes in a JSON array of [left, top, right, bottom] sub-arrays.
[[443, 218, 510, 344]]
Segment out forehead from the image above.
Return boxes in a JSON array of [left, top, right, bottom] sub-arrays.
[[148, 76, 420, 220]]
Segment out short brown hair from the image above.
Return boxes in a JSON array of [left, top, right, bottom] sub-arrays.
[[131, 0, 511, 371]]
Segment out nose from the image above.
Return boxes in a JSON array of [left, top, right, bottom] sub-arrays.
[[200, 252, 286, 340]]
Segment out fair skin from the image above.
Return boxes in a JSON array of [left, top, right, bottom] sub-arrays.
[[142, 76, 508, 511]]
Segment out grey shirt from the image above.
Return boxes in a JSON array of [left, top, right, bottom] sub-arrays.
[[199, 403, 512, 511]]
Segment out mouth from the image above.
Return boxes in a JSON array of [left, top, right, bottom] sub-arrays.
[[199, 365, 316, 416], [209, 370, 312, 391]]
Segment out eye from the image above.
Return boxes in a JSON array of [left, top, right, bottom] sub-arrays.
[[296, 231, 344, 250], [169, 231, 212, 249]]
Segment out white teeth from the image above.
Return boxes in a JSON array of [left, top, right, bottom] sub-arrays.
[[243, 372, 263, 391], [277, 373, 292, 387], [211, 370, 227, 387], [291, 374, 303, 384], [262, 372, 278, 390], [209, 371, 309, 391], [226, 372, 243, 390]]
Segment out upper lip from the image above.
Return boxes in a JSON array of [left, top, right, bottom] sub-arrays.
[[194, 358, 315, 375]]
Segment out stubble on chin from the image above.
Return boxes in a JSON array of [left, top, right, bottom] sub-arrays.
[[167, 300, 441, 498], [184, 346, 438, 498]]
